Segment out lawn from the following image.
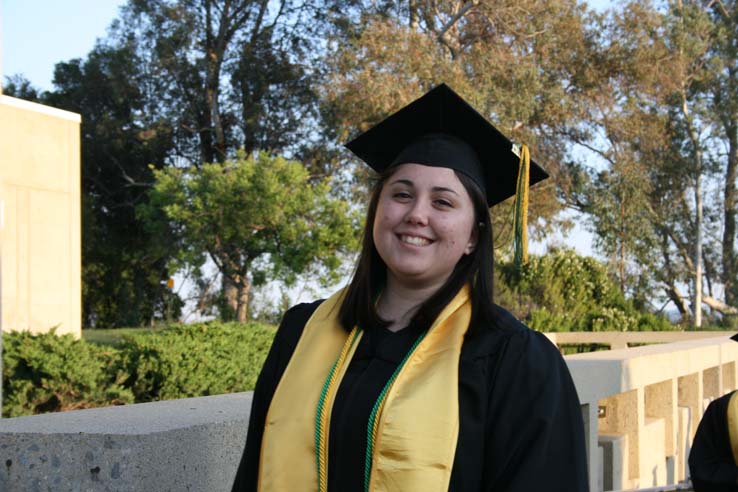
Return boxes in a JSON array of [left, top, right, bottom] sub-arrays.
[[82, 326, 169, 346]]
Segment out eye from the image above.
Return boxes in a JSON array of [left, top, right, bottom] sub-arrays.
[[434, 198, 453, 208], [393, 191, 413, 200]]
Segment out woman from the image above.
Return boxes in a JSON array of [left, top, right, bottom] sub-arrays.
[[232, 84, 588, 492]]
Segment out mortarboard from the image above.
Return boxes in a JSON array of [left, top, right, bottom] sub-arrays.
[[344, 83, 548, 207]]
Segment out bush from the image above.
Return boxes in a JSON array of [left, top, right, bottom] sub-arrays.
[[2, 321, 278, 416], [118, 321, 276, 401], [498, 248, 675, 332], [2, 330, 134, 417]]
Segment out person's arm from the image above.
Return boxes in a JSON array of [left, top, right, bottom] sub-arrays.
[[482, 329, 589, 492], [231, 301, 320, 492], [689, 396, 738, 489]]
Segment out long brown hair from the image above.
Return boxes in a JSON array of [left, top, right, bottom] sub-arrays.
[[338, 166, 496, 334]]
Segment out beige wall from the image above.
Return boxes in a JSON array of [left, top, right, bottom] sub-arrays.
[[0, 95, 81, 337], [565, 335, 738, 491]]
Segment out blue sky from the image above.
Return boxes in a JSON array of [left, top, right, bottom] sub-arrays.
[[2, 0, 127, 90]]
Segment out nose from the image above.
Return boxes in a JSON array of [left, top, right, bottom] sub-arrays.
[[404, 198, 429, 226]]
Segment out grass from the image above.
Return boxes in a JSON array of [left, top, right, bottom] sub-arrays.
[[82, 326, 169, 347]]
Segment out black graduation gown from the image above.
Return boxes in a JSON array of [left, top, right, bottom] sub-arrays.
[[689, 391, 738, 492], [231, 300, 589, 492]]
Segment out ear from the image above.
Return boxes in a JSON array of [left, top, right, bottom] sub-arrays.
[[464, 225, 479, 255]]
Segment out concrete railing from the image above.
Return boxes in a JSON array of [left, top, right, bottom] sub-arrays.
[[1, 332, 736, 491], [569, 334, 738, 491], [0, 393, 251, 491], [545, 330, 731, 350]]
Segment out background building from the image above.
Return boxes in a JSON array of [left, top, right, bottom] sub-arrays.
[[0, 92, 81, 337]]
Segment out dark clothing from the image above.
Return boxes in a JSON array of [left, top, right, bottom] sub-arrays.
[[690, 391, 738, 492], [232, 301, 588, 492]]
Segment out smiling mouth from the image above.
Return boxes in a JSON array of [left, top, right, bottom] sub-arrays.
[[398, 234, 432, 246]]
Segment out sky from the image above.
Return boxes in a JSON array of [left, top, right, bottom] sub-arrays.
[[0, 0, 606, 259]]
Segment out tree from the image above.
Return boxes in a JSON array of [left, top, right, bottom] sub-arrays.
[[319, 0, 595, 246], [140, 152, 359, 322], [117, 0, 320, 164], [19, 40, 181, 327], [703, 0, 738, 314], [117, 0, 327, 315]]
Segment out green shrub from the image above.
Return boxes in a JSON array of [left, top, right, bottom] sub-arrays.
[[118, 321, 276, 401], [2, 330, 134, 417], [499, 248, 676, 332]]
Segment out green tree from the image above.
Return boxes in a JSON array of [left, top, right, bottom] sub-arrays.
[[4, 41, 181, 327], [319, 0, 595, 245], [117, 0, 320, 164], [44, 42, 180, 327], [140, 152, 359, 322], [702, 0, 738, 312], [569, 1, 738, 324], [497, 249, 674, 332], [116, 0, 328, 315]]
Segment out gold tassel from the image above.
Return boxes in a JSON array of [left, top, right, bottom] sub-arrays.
[[513, 144, 530, 268]]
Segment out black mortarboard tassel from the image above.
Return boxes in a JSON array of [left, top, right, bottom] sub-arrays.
[[344, 83, 548, 208]]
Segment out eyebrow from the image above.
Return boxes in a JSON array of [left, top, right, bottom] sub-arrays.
[[389, 178, 461, 196]]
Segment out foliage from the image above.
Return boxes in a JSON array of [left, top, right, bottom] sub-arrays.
[[3, 322, 278, 416], [117, 321, 275, 401], [7, 0, 738, 326], [2, 331, 134, 417], [320, 0, 594, 242], [567, 1, 738, 322], [140, 152, 359, 321], [498, 249, 674, 332], [40, 40, 179, 328], [117, 0, 321, 165], [83, 326, 171, 347]]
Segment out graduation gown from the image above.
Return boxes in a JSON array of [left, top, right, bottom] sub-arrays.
[[689, 391, 738, 492], [232, 300, 588, 492]]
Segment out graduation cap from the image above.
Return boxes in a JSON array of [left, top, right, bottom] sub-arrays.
[[344, 83, 548, 208]]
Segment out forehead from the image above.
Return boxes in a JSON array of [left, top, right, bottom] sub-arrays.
[[386, 163, 464, 189]]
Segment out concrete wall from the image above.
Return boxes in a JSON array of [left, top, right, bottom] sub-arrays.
[[568, 335, 738, 491], [0, 95, 81, 337], [0, 393, 250, 492], [545, 330, 732, 350]]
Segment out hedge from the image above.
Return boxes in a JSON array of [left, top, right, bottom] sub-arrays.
[[1, 321, 276, 417], [118, 322, 276, 402], [2, 330, 134, 417]]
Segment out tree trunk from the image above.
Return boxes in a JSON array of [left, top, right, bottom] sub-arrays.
[[723, 117, 737, 306], [680, 87, 704, 327], [223, 275, 239, 319], [409, 0, 419, 30], [619, 200, 626, 294], [666, 284, 691, 320], [702, 296, 738, 316], [235, 281, 251, 322]]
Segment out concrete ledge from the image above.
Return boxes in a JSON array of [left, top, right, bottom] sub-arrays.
[[0, 393, 252, 492], [0, 95, 82, 122]]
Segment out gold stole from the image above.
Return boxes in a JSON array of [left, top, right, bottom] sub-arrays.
[[258, 286, 471, 492], [727, 391, 738, 464]]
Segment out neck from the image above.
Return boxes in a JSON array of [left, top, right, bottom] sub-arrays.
[[377, 275, 446, 332]]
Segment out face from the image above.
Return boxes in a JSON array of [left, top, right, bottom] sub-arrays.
[[372, 163, 478, 290]]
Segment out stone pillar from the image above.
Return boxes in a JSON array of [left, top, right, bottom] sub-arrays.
[[678, 372, 702, 443], [583, 403, 600, 492], [703, 366, 720, 401], [598, 389, 640, 484], [722, 361, 736, 393]]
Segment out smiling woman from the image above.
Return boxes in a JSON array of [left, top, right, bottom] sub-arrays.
[[231, 83, 588, 492], [373, 165, 477, 311]]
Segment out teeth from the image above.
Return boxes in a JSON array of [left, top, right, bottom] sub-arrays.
[[400, 235, 431, 246]]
